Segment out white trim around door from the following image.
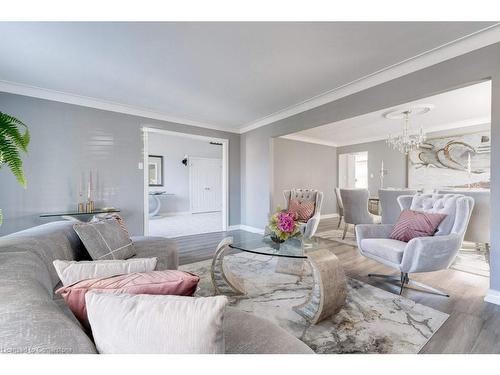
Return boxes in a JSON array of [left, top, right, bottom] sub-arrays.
[[142, 126, 229, 236]]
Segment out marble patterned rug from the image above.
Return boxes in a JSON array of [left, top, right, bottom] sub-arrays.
[[180, 252, 449, 354]]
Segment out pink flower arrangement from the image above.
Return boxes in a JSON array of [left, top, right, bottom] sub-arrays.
[[268, 208, 300, 242], [276, 211, 296, 233]]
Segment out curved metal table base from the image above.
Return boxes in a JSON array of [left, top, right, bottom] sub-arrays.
[[293, 249, 347, 324], [210, 239, 347, 325], [210, 239, 245, 296]]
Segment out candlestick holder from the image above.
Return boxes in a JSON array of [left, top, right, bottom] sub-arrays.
[[78, 202, 85, 213], [86, 200, 95, 213]]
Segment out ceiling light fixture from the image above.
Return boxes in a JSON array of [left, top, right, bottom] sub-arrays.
[[384, 105, 433, 154]]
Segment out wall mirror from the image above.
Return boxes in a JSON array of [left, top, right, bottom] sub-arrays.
[[148, 155, 164, 186]]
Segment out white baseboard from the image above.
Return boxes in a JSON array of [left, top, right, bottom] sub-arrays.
[[227, 224, 265, 234], [321, 213, 339, 219], [484, 289, 500, 306]]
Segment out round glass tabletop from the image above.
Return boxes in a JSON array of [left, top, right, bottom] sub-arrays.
[[229, 235, 323, 259]]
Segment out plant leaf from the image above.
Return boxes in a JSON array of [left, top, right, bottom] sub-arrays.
[[0, 112, 29, 187]]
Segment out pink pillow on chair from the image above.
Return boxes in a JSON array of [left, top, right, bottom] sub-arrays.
[[56, 270, 199, 327], [390, 209, 447, 242], [288, 199, 315, 222]]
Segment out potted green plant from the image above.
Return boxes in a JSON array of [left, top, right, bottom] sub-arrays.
[[0, 112, 30, 225]]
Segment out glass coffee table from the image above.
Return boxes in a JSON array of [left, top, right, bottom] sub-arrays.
[[210, 235, 347, 324]]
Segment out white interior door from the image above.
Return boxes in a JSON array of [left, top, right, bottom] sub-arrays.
[[189, 157, 223, 213], [339, 153, 357, 188]]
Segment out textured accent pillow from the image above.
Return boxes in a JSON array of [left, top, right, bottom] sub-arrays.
[[86, 292, 227, 354], [56, 270, 199, 326], [288, 198, 315, 222], [73, 219, 136, 260], [53, 258, 158, 286], [390, 209, 447, 242], [91, 213, 130, 237]]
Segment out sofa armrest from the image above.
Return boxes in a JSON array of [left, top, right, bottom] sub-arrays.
[[400, 233, 462, 273], [130, 236, 179, 271]]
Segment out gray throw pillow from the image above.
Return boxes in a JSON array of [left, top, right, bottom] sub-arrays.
[[73, 219, 136, 260]]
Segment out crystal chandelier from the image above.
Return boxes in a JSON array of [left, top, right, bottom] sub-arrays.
[[385, 108, 427, 155]]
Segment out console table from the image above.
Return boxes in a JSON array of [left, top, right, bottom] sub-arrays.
[[148, 192, 175, 217], [40, 209, 120, 222]]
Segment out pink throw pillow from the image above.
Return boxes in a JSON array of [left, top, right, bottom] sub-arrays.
[[56, 270, 199, 326], [390, 209, 447, 242], [288, 199, 315, 223]]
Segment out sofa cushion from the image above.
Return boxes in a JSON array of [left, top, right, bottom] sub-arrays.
[[0, 251, 53, 297], [73, 219, 136, 260], [56, 270, 199, 325], [86, 292, 227, 354], [0, 253, 96, 354], [360, 238, 407, 265], [130, 236, 179, 270], [0, 295, 96, 354], [223, 307, 314, 354], [0, 232, 75, 288], [6, 221, 90, 261], [53, 257, 158, 286]]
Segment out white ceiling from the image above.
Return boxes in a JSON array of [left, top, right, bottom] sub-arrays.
[[284, 80, 492, 147], [0, 22, 497, 132]]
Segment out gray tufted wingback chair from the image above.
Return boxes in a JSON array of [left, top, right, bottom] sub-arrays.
[[283, 189, 323, 238], [339, 188, 381, 240], [378, 188, 417, 224], [356, 193, 474, 297]]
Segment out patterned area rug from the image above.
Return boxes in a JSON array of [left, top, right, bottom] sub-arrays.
[[316, 228, 490, 277], [180, 252, 449, 354]]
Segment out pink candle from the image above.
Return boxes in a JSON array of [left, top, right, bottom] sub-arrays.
[[88, 170, 92, 200]]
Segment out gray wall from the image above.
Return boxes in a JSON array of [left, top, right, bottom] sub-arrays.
[[0, 93, 240, 236], [240, 42, 500, 293], [148, 133, 222, 214], [272, 138, 337, 215], [337, 140, 406, 196]]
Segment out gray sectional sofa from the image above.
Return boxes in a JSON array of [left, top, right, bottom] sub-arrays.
[[0, 221, 313, 354]]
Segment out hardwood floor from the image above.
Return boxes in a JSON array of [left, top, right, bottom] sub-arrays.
[[174, 218, 500, 354]]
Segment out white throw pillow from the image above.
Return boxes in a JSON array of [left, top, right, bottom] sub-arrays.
[[85, 292, 227, 354], [53, 258, 158, 286]]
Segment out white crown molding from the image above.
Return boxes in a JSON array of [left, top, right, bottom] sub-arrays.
[[280, 134, 338, 147], [0, 80, 239, 134], [239, 23, 500, 134], [300, 116, 491, 148], [485, 289, 500, 306]]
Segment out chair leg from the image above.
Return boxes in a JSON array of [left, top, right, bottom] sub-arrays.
[[407, 279, 450, 297], [368, 272, 449, 297], [342, 224, 348, 240], [337, 215, 343, 228], [399, 272, 409, 295]]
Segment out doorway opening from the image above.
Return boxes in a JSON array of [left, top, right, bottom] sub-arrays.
[[142, 127, 228, 238], [338, 151, 368, 189]]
